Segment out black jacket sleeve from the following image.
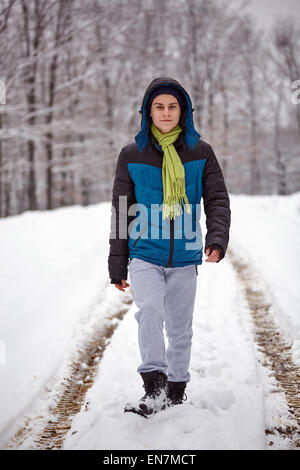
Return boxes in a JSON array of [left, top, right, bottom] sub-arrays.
[[108, 146, 136, 281], [202, 144, 231, 261]]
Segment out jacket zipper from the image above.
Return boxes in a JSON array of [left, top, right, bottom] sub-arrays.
[[133, 233, 142, 247], [134, 220, 174, 266], [133, 226, 147, 247], [167, 218, 174, 267], [151, 140, 181, 268]]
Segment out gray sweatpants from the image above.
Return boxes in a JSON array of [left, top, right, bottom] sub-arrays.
[[128, 257, 198, 382]]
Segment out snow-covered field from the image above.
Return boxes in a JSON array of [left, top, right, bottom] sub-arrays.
[[0, 193, 299, 450]]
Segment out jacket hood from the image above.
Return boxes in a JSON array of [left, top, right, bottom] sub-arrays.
[[135, 77, 201, 152]]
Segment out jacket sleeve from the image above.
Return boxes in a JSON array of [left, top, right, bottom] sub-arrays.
[[202, 144, 231, 261], [108, 146, 136, 281]]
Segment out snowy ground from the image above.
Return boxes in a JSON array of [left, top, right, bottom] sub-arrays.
[[0, 192, 299, 450], [0, 203, 111, 444], [63, 255, 268, 450]]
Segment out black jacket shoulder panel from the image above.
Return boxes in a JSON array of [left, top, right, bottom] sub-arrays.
[[193, 139, 213, 157], [122, 142, 142, 163], [122, 142, 139, 156]]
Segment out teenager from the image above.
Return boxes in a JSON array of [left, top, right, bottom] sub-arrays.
[[108, 77, 231, 418]]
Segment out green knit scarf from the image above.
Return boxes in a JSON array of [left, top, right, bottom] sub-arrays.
[[151, 122, 191, 220]]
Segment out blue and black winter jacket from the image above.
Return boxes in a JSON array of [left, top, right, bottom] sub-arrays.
[[108, 77, 231, 282]]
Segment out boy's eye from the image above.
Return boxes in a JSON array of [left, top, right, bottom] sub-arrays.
[[156, 106, 176, 109]]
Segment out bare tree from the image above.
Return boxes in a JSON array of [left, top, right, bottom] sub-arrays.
[[273, 17, 300, 138], [232, 17, 268, 194], [273, 77, 287, 194], [0, 0, 299, 218], [43, 0, 75, 209], [0, 0, 16, 33], [19, 0, 50, 210]]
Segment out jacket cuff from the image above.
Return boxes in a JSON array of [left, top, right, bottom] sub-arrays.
[[110, 278, 122, 284], [108, 255, 129, 281], [206, 244, 224, 262]]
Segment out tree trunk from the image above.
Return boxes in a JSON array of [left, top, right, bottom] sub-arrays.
[[274, 79, 287, 195]]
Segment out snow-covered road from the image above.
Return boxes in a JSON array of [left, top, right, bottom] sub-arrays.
[[62, 241, 299, 450], [63, 251, 268, 450], [0, 193, 299, 450]]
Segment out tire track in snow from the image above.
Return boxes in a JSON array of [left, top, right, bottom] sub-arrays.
[[5, 286, 133, 450], [228, 247, 300, 448]]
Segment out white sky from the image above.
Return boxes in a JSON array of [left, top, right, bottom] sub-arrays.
[[230, 0, 300, 30]]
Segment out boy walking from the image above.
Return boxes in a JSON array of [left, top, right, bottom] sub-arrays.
[[108, 77, 231, 418]]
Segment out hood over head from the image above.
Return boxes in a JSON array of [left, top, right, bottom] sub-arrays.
[[135, 77, 201, 152]]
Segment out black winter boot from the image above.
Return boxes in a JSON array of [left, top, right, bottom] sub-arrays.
[[167, 381, 187, 406], [124, 371, 168, 418]]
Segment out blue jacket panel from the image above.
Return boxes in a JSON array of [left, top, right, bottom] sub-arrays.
[[127, 159, 206, 267]]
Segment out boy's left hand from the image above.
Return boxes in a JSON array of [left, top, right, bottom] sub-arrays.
[[205, 247, 221, 263]]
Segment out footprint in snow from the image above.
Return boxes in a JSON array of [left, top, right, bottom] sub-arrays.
[[210, 389, 236, 410]]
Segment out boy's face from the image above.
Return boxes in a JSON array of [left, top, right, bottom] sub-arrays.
[[150, 94, 181, 134]]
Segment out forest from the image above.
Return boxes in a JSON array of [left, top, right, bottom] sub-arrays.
[[0, 0, 299, 217]]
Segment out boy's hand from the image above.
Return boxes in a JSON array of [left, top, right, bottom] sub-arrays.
[[115, 280, 130, 292], [205, 247, 221, 263]]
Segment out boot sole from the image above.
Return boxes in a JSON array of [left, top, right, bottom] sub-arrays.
[[124, 402, 168, 419], [124, 407, 149, 419]]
